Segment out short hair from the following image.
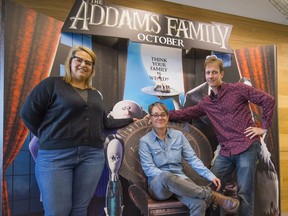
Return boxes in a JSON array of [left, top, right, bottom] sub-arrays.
[[63, 46, 96, 89], [204, 55, 224, 72], [148, 102, 169, 115]]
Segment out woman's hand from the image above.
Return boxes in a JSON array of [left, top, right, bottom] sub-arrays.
[[211, 177, 221, 191]]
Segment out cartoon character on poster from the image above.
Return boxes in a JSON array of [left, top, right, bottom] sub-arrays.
[[103, 100, 147, 216], [104, 134, 125, 216]]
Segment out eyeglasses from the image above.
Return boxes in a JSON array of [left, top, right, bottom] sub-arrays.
[[150, 113, 167, 119], [72, 56, 94, 67]]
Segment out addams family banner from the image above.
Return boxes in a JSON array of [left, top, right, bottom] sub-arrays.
[[62, 0, 233, 53], [3, 0, 279, 216]]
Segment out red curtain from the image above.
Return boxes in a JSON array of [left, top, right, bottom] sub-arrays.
[[233, 46, 277, 165], [3, 1, 63, 215]]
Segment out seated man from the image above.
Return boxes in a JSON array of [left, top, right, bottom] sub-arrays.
[[139, 102, 239, 216]]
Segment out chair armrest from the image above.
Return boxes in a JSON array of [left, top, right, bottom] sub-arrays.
[[128, 184, 149, 216]]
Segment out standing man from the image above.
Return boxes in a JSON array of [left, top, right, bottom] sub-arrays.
[[169, 55, 275, 216]]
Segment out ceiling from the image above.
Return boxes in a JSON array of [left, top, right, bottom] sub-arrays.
[[11, 0, 288, 26], [166, 0, 288, 26]]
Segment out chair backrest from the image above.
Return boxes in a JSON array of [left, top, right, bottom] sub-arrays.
[[117, 119, 213, 190]]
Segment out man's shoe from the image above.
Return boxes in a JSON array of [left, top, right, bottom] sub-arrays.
[[211, 191, 240, 214]]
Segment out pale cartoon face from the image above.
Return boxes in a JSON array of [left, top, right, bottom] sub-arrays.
[[110, 100, 143, 119], [106, 139, 123, 174]]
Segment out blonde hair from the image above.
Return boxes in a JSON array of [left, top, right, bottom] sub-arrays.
[[204, 55, 224, 72], [63, 46, 96, 89]]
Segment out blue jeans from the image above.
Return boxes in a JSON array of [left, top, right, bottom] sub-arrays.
[[210, 141, 261, 216], [35, 146, 105, 216], [148, 172, 211, 216]]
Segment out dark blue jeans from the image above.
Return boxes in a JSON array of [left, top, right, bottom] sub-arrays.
[[35, 146, 105, 216], [210, 141, 261, 216]]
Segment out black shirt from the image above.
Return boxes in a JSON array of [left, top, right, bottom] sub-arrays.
[[20, 77, 133, 150]]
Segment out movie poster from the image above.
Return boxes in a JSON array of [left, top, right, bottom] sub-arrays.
[[2, 0, 279, 215], [123, 41, 185, 111]]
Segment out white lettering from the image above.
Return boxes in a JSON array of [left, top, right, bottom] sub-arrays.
[[66, 2, 231, 51], [175, 19, 189, 38], [89, 4, 105, 25], [165, 17, 231, 50], [69, 0, 89, 30], [166, 17, 178, 36], [104, 6, 119, 27], [215, 24, 230, 49], [137, 33, 184, 47], [117, 9, 133, 29]]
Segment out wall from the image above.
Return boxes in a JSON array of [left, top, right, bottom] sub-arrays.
[[110, 0, 288, 211]]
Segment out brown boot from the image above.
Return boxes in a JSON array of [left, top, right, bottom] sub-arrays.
[[211, 191, 239, 214]]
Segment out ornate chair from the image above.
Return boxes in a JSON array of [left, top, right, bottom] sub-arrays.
[[117, 119, 213, 216]]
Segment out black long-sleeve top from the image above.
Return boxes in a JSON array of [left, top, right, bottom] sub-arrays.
[[20, 77, 133, 150]]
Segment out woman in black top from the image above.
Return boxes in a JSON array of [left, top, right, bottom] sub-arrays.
[[21, 46, 133, 216]]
